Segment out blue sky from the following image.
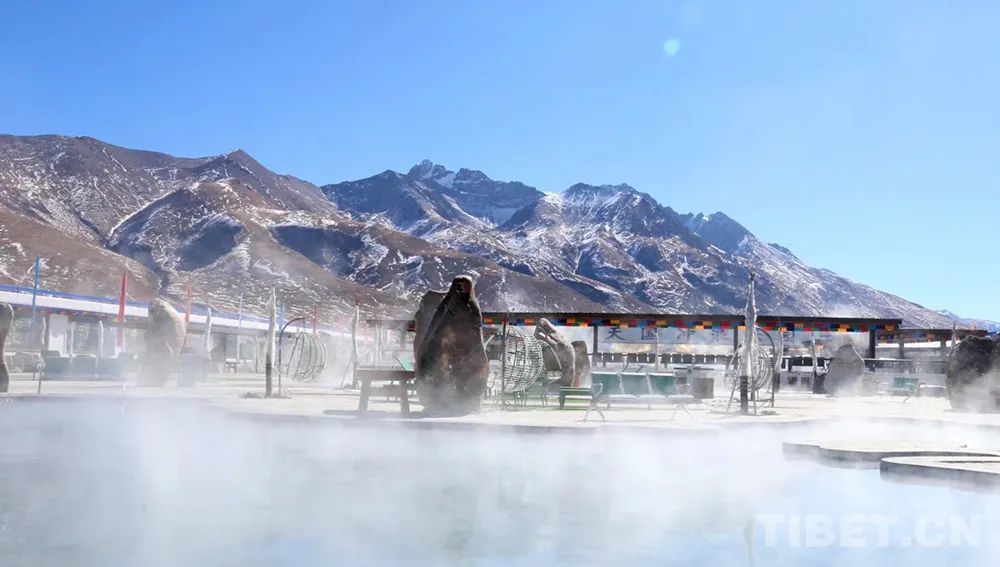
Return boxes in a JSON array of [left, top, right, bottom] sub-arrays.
[[3, 1, 999, 319]]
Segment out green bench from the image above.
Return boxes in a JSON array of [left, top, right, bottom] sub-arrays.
[[647, 372, 681, 395], [890, 376, 920, 401], [572, 371, 696, 421], [558, 387, 592, 408], [558, 371, 616, 408]]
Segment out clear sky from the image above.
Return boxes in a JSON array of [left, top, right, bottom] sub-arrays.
[[3, 1, 999, 319]]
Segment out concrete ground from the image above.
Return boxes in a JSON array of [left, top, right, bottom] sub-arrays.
[[4, 371, 1000, 431]]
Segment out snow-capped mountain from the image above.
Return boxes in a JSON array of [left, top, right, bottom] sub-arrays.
[[0, 136, 634, 317], [321, 160, 542, 236], [326, 161, 956, 326], [0, 134, 959, 326], [936, 310, 1000, 333]]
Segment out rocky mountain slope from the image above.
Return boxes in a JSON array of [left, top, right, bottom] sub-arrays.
[[0, 134, 957, 326], [325, 162, 955, 326], [0, 136, 633, 318]]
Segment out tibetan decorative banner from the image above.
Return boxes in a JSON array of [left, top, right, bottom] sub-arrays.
[[481, 316, 746, 329], [479, 314, 896, 333]]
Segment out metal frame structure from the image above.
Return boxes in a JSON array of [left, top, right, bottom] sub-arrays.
[[277, 317, 328, 386]]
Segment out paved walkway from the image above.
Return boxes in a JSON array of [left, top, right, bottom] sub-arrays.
[[5, 372, 1000, 432]]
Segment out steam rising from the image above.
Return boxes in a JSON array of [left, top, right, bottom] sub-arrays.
[[1, 399, 999, 565]]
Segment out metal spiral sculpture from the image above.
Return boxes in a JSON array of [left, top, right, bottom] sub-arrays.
[[278, 319, 328, 383], [726, 326, 778, 393], [484, 326, 545, 394]]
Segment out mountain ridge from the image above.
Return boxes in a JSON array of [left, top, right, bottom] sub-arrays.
[[0, 134, 960, 326]]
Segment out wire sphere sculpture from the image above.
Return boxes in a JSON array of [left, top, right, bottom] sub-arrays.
[[726, 327, 778, 392], [484, 326, 545, 394], [278, 327, 328, 383]]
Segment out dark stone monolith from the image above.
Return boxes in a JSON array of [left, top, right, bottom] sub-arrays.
[[533, 318, 575, 387], [416, 276, 489, 415], [413, 289, 446, 372], [142, 298, 186, 386], [824, 344, 867, 396], [946, 336, 1000, 412], [0, 303, 12, 393]]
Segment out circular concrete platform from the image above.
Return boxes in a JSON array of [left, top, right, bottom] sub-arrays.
[[783, 440, 999, 467], [881, 456, 1000, 490]]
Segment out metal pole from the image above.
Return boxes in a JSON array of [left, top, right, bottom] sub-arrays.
[[739, 375, 749, 414], [67, 315, 75, 357], [36, 315, 43, 392], [810, 334, 818, 390], [97, 319, 105, 360], [349, 304, 360, 389], [265, 288, 276, 398], [235, 292, 244, 366], [770, 330, 782, 408], [654, 328, 661, 372], [116, 271, 127, 354], [592, 325, 599, 366], [29, 256, 40, 348], [500, 314, 509, 410]]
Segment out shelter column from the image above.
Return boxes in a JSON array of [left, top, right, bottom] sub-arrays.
[[592, 325, 599, 366]]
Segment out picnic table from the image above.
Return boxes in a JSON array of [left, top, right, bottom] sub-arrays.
[[357, 362, 416, 416]]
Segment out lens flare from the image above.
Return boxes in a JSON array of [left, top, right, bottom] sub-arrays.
[[663, 37, 682, 57]]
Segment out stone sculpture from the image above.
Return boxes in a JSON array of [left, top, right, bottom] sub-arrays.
[[570, 340, 590, 387], [413, 289, 446, 372], [416, 276, 489, 415], [946, 335, 1000, 412], [533, 318, 575, 387], [142, 298, 186, 386], [824, 344, 867, 396]]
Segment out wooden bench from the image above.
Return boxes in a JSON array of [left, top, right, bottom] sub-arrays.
[[357, 366, 416, 416]]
